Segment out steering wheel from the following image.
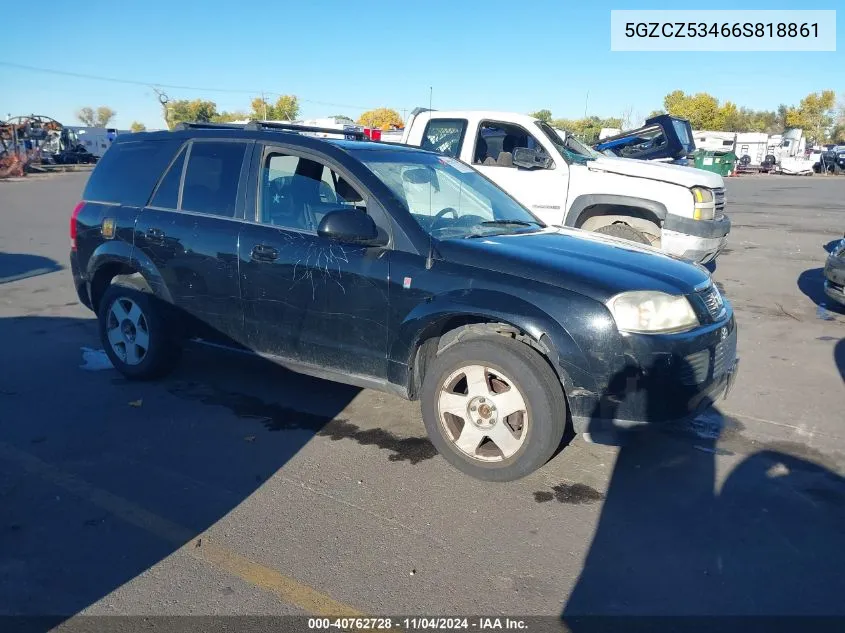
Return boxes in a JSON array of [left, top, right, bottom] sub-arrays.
[[431, 207, 459, 230]]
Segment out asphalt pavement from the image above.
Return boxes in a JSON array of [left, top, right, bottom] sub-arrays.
[[1, 172, 844, 625]]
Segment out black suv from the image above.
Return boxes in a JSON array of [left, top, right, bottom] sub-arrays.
[[70, 122, 738, 481]]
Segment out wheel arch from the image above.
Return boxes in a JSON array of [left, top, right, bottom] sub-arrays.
[[564, 194, 667, 232], [391, 292, 594, 405], [86, 242, 172, 313]]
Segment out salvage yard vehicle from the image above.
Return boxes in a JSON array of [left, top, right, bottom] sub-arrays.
[[70, 122, 738, 481], [824, 234, 845, 306], [402, 109, 731, 265]]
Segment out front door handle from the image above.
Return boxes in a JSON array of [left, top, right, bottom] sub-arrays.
[[251, 244, 279, 262]]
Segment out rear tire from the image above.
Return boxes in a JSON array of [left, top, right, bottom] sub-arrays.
[[98, 285, 181, 380], [420, 336, 567, 482], [594, 222, 650, 245]]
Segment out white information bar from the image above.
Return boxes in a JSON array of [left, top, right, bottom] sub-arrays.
[[610, 10, 836, 51]]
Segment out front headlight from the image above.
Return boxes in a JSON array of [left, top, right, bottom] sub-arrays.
[[691, 186, 715, 221], [607, 291, 700, 334]]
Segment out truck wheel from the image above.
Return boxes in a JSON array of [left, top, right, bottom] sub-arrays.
[[594, 222, 650, 245], [420, 336, 566, 482], [98, 285, 181, 380]]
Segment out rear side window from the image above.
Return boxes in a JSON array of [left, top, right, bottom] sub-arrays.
[[83, 139, 182, 206], [181, 141, 247, 217], [421, 119, 466, 158], [150, 146, 187, 209]]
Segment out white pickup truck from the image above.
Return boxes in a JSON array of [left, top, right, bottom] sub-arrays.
[[400, 109, 731, 264]]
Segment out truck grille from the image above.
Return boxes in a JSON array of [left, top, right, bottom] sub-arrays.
[[699, 284, 726, 321], [713, 187, 726, 220]]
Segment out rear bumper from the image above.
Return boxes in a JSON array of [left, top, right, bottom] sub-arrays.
[[824, 254, 845, 305], [70, 250, 92, 310]]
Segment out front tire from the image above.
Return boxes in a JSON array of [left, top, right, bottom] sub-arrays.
[[594, 222, 650, 245], [420, 336, 567, 481], [98, 285, 181, 380]]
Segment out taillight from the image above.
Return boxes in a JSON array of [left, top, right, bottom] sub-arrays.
[[70, 201, 84, 251], [363, 128, 382, 141]]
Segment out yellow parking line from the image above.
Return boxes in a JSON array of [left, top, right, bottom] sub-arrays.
[[0, 441, 362, 617]]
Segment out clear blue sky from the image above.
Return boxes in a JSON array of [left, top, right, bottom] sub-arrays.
[[1, 0, 841, 129]]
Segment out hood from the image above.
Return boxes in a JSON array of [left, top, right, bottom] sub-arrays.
[[437, 227, 710, 301], [587, 155, 724, 189]]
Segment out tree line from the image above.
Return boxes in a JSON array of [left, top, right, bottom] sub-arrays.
[[80, 88, 843, 146], [534, 90, 844, 145], [76, 95, 405, 134]]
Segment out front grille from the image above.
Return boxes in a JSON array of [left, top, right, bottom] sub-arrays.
[[680, 349, 709, 385], [713, 329, 737, 378], [699, 284, 726, 321], [713, 187, 726, 220], [680, 328, 737, 386]]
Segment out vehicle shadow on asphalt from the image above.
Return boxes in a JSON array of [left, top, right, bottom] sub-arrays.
[[797, 268, 845, 316], [0, 252, 63, 285], [561, 361, 845, 626], [0, 314, 373, 622]]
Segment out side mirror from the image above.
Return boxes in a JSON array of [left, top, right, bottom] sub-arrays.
[[512, 147, 553, 170], [317, 208, 382, 246]]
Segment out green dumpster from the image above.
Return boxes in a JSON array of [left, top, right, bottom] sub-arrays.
[[693, 150, 737, 176]]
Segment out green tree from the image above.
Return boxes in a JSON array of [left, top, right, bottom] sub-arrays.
[[77, 106, 117, 127], [784, 90, 837, 143], [663, 91, 722, 129], [130, 121, 146, 133], [358, 108, 404, 130], [273, 95, 299, 120], [551, 116, 622, 144], [165, 99, 218, 129], [212, 111, 248, 123], [530, 109, 553, 123], [249, 95, 299, 120]]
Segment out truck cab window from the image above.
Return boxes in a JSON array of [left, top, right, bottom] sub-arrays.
[[474, 122, 546, 167], [421, 119, 466, 158]]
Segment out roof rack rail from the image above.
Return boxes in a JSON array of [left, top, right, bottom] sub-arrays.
[[173, 120, 369, 140], [173, 122, 247, 131], [245, 121, 366, 139]]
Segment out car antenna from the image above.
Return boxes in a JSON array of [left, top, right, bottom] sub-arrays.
[[426, 85, 435, 270]]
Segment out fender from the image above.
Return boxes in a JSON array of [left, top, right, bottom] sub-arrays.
[[86, 240, 173, 305], [563, 194, 668, 228], [388, 288, 599, 405]]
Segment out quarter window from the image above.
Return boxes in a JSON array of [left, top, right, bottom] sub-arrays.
[[180, 141, 247, 217], [150, 146, 186, 209]]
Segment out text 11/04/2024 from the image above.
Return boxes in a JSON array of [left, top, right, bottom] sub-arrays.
[[308, 617, 529, 630]]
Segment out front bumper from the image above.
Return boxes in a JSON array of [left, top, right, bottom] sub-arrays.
[[661, 215, 731, 264], [570, 313, 739, 434], [824, 253, 845, 305]]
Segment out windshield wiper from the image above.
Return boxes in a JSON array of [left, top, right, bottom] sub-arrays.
[[479, 220, 538, 227]]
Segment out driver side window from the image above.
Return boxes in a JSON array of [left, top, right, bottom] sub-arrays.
[[259, 152, 366, 231], [474, 121, 546, 168]]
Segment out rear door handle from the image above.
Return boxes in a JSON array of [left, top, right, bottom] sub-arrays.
[[251, 244, 279, 262]]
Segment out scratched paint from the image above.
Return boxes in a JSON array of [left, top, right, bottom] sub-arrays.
[[291, 241, 350, 299]]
